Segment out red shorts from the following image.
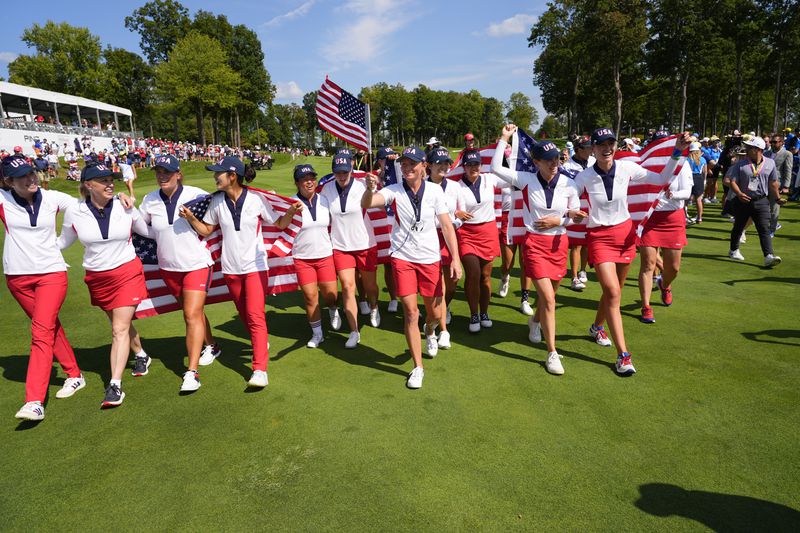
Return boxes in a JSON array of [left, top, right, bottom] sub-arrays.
[[437, 230, 452, 266], [333, 247, 378, 272], [499, 211, 510, 245], [84, 258, 148, 311], [160, 266, 213, 297], [587, 220, 637, 265], [523, 232, 569, 280], [392, 258, 442, 298], [458, 221, 500, 261], [638, 209, 687, 249], [294, 255, 337, 286]]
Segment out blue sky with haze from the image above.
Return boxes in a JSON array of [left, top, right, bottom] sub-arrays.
[[0, 0, 545, 126]]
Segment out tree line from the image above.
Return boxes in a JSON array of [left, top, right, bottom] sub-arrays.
[[529, 0, 800, 138]]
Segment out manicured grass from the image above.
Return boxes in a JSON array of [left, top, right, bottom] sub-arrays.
[[0, 155, 798, 531]]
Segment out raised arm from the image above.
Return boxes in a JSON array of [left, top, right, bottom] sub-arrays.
[[361, 173, 386, 209], [275, 201, 302, 230], [490, 124, 521, 187]]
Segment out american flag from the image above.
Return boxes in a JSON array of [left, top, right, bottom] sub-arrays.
[[316, 77, 369, 152], [133, 188, 303, 319]]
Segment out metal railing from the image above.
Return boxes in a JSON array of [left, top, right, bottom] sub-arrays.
[[0, 120, 140, 139]]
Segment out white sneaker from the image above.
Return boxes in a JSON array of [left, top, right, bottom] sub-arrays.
[[387, 299, 399, 313], [764, 254, 782, 267], [545, 352, 564, 375], [345, 331, 360, 349], [369, 307, 381, 328], [498, 275, 510, 297], [180, 370, 201, 392], [247, 370, 268, 388], [199, 344, 222, 366], [578, 270, 588, 283], [520, 300, 534, 316], [702, 197, 711, 204], [306, 332, 324, 348], [570, 277, 586, 291], [528, 318, 542, 343], [15, 401, 44, 421], [468, 313, 481, 333], [729, 249, 745, 261], [438, 330, 451, 349], [739, 232, 747, 243], [445, 308, 452, 325], [479, 312, 493, 328], [615, 353, 636, 376], [56, 374, 86, 398], [425, 334, 439, 357], [358, 301, 370, 315], [329, 308, 342, 331], [406, 366, 424, 389]]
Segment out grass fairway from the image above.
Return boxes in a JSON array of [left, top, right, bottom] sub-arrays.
[[1, 153, 798, 531]]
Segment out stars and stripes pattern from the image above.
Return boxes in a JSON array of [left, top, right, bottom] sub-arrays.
[[315, 77, 369, 152], [133, 188, 304, 319]]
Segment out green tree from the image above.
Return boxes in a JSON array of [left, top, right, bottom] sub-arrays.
[[102, 47, 154, 122], [125, 0, 191, 64], [505, 92, 538, 131], [156, 31, 240, 145]]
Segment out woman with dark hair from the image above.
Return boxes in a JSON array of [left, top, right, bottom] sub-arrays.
[[180, 157, 297, 388]]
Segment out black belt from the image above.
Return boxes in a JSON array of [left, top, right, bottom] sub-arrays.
[[744, 192, 766, 201]]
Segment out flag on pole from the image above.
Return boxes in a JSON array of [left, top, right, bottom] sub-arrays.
[[315, 77, 369, 151], [133, 187, 303, 319]]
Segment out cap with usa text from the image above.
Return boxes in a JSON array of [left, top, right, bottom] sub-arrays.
[[399, 145, 426, 163]]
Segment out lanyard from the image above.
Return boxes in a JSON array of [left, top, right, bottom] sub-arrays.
[[299, 193, 317, 221], [335, 179, 354, 213], [403, 180, 426, 222], [462, 174, 482, 204], [749, 159, 764, 178]]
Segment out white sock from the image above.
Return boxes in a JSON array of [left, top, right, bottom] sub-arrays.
[[110, 379, 121, 387], [135, 350, 147, 359]]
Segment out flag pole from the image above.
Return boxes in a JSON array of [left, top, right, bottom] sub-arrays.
[[365, 102, 373, 164]]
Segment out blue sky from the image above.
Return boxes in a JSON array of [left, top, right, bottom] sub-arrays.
[[0, 0, 546, 126]]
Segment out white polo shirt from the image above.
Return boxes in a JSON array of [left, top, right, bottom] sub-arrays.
[[139, 184, 214, 271], [319, 177, 376, 251], [561, 155, 596, 178], [454, 172, 509, 224], [59, 197, 150, 272], [119, 163, 135, 182], [291, 193, 333, 260], [430, 178, 460, 229], [0, 188, 75, 275], [655, 161, 693, 212], [202, 188, 276, 274], [574, 160, 674, 228], [381, 181, 448, 264]]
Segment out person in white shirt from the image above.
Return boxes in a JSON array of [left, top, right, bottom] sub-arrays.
[[362, 146, 462, 389], [319, 153, 379, 349], [119, 154, 137, 200], [289, 164, 341, 348], [492, 127, 586, 375], [180, 157, 296, 388], [374, 147, 400, 313], [59, 163, 151, 408], [573, 128, 690, 376], [453, 149, 510, 333], [138, 154, 222, 392], [637, 134, 694, 324], [1, 156, 85, 421], [46, 152, 59, 179], [561, 136, 595, 291]]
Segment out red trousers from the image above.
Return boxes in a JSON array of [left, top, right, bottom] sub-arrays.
[[223, 271, 269, 371], [6, 272, 81, 402]]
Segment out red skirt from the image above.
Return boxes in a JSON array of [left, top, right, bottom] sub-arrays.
[[523, 232, 568, 280], [638, 209, 687, 249], [437, 230, 452, 266], [587, 219, 637, 265], [498, 211, 510, 245], [84, 258, 148, 311], [458, 221, 500, 261]]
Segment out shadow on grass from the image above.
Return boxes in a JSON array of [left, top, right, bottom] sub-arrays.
[[723, 276, 800, 286], [634, 483, 800, 532], [681, 252, 765, 268], [741, 329, 800, 348]]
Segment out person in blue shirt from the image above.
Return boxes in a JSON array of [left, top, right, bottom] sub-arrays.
[[687, 143, 707, 223], [703, 136, 723, 203], [33, 154, 50, 190]]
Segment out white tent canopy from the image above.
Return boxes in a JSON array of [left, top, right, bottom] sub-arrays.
[[0, 81, 131, 117]]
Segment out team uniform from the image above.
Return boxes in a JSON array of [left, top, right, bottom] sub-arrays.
[[291, 192, 336, 286], [59, 197, 150, 310], [319, 177, 377, 272], [0, 188, 82, 404], [454, 172, 510, 260], [639, 162, 693, 249], [139, 184, 214, 297], [202, 187, 277, 372], [432, 177, 461, 266]]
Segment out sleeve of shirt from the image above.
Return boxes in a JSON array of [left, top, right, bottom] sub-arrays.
[[52, 190, 77, 212], [380, 187, 396, 207], [138, 198, 152, 225], [767, 163, 778, 183], [202, 200, 219, 225], [490, 140, 520, 188], [259, 195, 277, 224], [489, 172, 511, 190], [434, 188, 448, 216], [670, 165, 694, 201], [57, 208, 78, 250], [566, 182, 581, 211]]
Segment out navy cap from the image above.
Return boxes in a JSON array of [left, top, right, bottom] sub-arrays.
[[1, 155, 34, 178], [335, 147, 353, 157], [206, 156, 245, 177], [428, 148, 453, 164], [294, 164, 317, 180], [399, 145, 426, 163], [376, 146, 396, 159], [651, 130, 670, 141], [591, 128, 617, 144], [575, 136, 592, 149], [533, 141, 560, 160], [80, 162, 114, 182], [331, 154, 353, 173], [461, 149, 482, 166], [152, 154, 180, 173]]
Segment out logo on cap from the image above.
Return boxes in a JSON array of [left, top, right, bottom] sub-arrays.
[[96, 164, 108, 172], [595, 128, 613, 137], [335, 157, 348, 165], [540, 142, 557, 152]]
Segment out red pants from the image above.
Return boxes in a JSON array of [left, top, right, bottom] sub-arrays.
[[223, 271, 269, 371], [6, 272, 81, 402]]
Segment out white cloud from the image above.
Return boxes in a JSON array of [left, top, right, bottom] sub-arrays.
[[511, 67, 529, 76], [275, 81, 304, 100], [0, 52, 19, 63], [484, 14, 537, 37], [321, 0, 412, 64], [263, 1, 315, 27]]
